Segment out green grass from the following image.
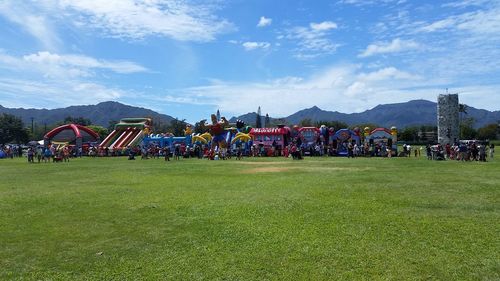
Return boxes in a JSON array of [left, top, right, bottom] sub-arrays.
[[1, 156, 499, 280]]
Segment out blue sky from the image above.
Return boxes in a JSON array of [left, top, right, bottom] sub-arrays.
[[0, 0, 499, 123]]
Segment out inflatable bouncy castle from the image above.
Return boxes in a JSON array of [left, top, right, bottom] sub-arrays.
[[330, 128, 362, 156], [364, 127, 398, 156]]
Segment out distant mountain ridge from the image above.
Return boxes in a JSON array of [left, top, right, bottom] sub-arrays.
[[1, 99, 499, 129], [0, 101, 175, 127], [230, 100, 500, 128]]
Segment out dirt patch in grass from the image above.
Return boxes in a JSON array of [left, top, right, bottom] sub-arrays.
[[302, 167, 374, 172], [241, 166, 373, 174], [239, 161, 292, 165], [241, 167, 292, 174]]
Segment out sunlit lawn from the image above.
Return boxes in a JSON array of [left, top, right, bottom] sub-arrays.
[[0, 155, 498, 280]]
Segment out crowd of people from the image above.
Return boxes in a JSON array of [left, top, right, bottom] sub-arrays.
[[1, 140, 496, 163], [426, 142, 494, 161], [0, 144, 85, 163], [0, 144, 23, 159], [134, 137, 405, 161]]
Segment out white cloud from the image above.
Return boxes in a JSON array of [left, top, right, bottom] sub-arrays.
[[154, 64, 437, 118], [0, 51, 145, 108], [0, 51, 147, 80], [0, 1, 61, 51], [0, 78, 126, 108], [442, 0, 492, 8], [310, 21, 337, 31], [337, 0, 406, 6], [358, 67, 421, 81], [257, 16, 272, 27], [416, 5, 500, 35], [23, 51, 148, 74], [242, 41, 271, 51], [455, 8, 500, 34], [418, 18, 457, 33], [57, 0, 234, 42], [0, 0, 234, 43], [284, 21, 340, 59], [359, 38, 419, 57]]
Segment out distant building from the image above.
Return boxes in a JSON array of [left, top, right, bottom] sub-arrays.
[[418, 130, 438, 143], [437, 94, 460, 145]]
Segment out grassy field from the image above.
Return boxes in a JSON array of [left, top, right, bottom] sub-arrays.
[[0, 155, 499, 280]]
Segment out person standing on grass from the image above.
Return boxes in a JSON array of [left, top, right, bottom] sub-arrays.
[[63, 146, 70, 162], [44, 147, 52, 163], [478, 144, 486, 162], [459, 142, 467, 161], [36, 146, 42, 163], [27, 147, 34, 163], [163, 146, 170, 161], [291, 144, 297, 159], [174, 144, 180, 160], [347, 142, 354, 158], [490, 144, 495, 159]]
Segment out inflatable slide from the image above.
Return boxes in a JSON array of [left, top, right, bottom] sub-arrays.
[[100, 118, 151, 149]]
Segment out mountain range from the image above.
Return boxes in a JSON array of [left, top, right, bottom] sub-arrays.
[[229, 100, 500, 129], [1, 100, 499, 129], [0, 101, 175, 128]]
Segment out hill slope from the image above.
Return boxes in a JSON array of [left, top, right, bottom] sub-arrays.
[[233, 100, 500, 128], [0, 101, 175, 127], [2, 99, 498, 129]]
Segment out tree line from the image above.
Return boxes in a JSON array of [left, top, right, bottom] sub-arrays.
[[1, 113, 498, 145]]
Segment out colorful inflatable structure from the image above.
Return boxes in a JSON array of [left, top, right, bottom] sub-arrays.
[[100, 118, 151, 149], [95, 111, 400, 158], [204, 114, 230, 150], [143, 132, 193, 151], [331, 128, 362, 156], [364, 127, 398, 156], [250, 126, 289, 152], [298, 127, 320, 154], [44, 123, 100, 149]]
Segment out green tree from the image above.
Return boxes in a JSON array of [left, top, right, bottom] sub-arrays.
[[153, 120, 170, 133], [460, 117, 477, 140], [60, 116, 92, 126], [270, 118, 289, 127], [299, 118, 314, 127], [0, 113, 30, 144], [399, 126, 420, 142], [166, 118, 188, 136], [459, 103, 468, 139], [194, 119, 207, 134], [420, 125, 438, 132], [86, 125, 109, 140], [476, 123, 498, 140], [315, 120, 349, 130], [29, 122, 56, 140], [264, 114, 270, 127], [351, 123, 380, 131], [107, 120, 118, 132]]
